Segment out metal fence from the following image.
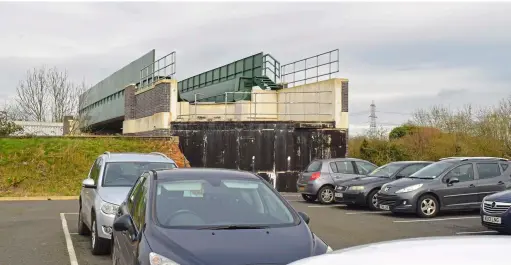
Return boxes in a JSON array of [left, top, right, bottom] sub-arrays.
[[176, 90, 334, 122], [138, 52, 176, 90], [281, 49, 339, 88]]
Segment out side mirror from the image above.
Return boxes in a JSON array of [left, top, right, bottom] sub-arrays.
[[82, 179, 96, 189], [113, 214, 133, 232], [298, 212, 310, 224], [447, 177, 460, 184]]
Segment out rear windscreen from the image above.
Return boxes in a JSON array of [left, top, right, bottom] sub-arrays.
[[305, 161, 322, 172]]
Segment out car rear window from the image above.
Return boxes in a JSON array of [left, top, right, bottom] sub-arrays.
[[305, 161, 322, 172], [102, 162, 177, 187]]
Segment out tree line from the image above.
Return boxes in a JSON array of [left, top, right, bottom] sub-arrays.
[[1, 66, 91, 136], [348, 96, 511, 165]]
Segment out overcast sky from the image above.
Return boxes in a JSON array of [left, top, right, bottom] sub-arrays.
[[1, 2, 510, 135]]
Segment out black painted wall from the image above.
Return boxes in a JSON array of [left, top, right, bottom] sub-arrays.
[[170, 121, 347, 192]]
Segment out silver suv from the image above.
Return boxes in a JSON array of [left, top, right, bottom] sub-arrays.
[[77, 151, 177, 255]]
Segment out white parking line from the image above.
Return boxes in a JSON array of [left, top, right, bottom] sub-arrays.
[[308, 205, 346, 208], [393, 216, 479, 223], [456, 230, 498, 235], [345, 211, 386, 215], [281, 194, 301, 197], [286, 200, 303, 202], [60, 213, 79, 265]]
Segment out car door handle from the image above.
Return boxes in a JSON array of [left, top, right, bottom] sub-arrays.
[[497, 181, 505, 185], [469, 184, 476, 188]]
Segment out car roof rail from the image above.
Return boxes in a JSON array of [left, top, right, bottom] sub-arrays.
[[440, 156, 508, 161], [103, 151, 111, 157], [150, 152, 170, 159]]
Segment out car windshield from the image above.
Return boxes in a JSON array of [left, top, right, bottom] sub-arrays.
[[154, 177, 298, 229], [102, 162, 176, 187], [409, 160, 456, 179], [367, 163, 402, 178]]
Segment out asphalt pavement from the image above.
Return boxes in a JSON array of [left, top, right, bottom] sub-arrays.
[[0, 194, 499, 265]]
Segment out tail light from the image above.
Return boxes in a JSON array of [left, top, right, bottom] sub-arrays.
[[310, 172, 321, 181]]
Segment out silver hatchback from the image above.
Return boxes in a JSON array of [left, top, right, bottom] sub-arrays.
[[296, 158, 377, 204], [77, 151, 177, 255]]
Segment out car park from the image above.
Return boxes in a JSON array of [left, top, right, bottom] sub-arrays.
[[286, 236, 510, 265], [111, 168, 332, 265], [296, 158, 378, 204], [481, 189, 511, 234], [77, 151, 177, 255], [377, 157, 511, 218], [334, 161, 432, 210]]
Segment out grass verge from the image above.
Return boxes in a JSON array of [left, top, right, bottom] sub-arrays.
[[0, 137, 188, 197]]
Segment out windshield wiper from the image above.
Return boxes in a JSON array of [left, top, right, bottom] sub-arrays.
[[198, 225, 270, 230]]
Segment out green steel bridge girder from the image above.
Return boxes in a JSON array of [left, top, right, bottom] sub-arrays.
[[178, 52, 282, 103]]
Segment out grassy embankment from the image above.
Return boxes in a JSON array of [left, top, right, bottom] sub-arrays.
[[0, 137, 188, 197]]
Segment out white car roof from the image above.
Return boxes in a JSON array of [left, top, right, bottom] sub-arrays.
[[289, 236, 510, 265]]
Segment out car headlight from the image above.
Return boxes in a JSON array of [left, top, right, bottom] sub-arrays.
[[149, 252, 180, 265], [100, 202, 119, 215], [349, 186, 364, 191], [326, 246, 333, 253], [395, 183, 423, 194]]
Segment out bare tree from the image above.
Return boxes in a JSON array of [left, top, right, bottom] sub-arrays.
[[0, 102, 27, 121], [67, 79, 93, 135], [15, 67, 49, 121], [47, 67, 76, 122], [14, 66, 88, 124]]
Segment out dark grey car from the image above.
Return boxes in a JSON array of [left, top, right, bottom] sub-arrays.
[[377, 157, 511, 218], [334, 161, 433, 210], [296, 158, 378, 204]]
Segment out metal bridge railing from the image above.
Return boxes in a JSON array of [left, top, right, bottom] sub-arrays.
[[262, 54, 281, 84], [138, 52, 176, 90], [281, 49, 339, 88], [176, 90, 334, 122]]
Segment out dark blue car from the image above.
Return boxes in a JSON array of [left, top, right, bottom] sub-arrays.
[[111, 168, 332, 265], [481, 190, 511, 234]]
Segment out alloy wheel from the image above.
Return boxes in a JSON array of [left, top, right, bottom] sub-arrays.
[[420, 198, 436, 216], [321, 188, 334, 203], [371, 193, 378, 208]]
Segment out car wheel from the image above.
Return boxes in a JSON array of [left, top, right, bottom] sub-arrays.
[[301, 194, 317, 202], [77, 205, 91, 236], [367, 189, 380, 211], [416, 194, 439, 218], [317, 186, 335, 204], [91, 216, 111, 255]]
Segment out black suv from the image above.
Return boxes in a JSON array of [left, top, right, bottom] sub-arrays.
[[376, 157, 511, 218]]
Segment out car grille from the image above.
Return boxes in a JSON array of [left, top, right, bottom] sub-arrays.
[[377, 193, 398, 206], [483, 201, 511, 215]]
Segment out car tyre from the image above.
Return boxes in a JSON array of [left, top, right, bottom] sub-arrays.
[[317, 186, 335, 204], [416, 194, 439, 218], [91, 215, 111, 255], [367, 189, 380, 211], [77, 204, 91, 236], [301, 194, 317, 202]]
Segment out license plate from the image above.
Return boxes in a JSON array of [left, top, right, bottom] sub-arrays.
[[379, 204, 390, 211], [335, 192, 343, 198], [298, 186, 305, 192], [483, 215, 502, 224]]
